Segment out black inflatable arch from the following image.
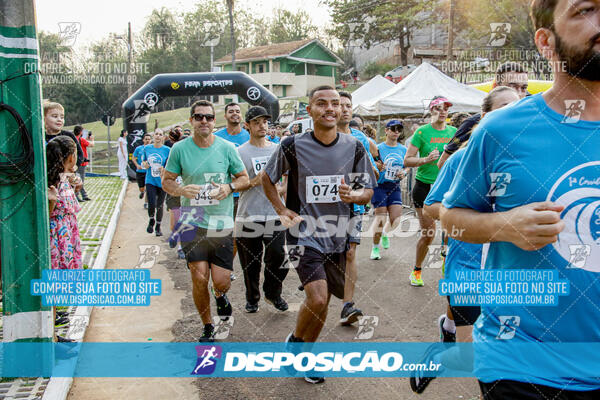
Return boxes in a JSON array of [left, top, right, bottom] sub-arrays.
[[122, 71, 280, 153]]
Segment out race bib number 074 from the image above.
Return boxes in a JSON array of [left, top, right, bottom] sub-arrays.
[[306, 175, 343, 203]]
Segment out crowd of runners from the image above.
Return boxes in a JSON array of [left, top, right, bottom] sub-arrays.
[[42, 0, 600, 397]]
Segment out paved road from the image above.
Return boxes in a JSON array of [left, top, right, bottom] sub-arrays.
[[70, 184, 481, 400]]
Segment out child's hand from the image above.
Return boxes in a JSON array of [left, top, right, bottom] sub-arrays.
[[48, 186, 58, 202], [67, 174, 83, 192]]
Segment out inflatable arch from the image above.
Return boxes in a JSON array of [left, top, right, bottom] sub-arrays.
[[122, 72, 280, 154]]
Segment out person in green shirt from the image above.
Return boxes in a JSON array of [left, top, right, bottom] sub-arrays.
[[403, 96, 457, 286], [162, 100, 249, 342]]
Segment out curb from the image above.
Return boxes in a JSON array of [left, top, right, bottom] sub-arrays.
[[42, 179, 128, 400]]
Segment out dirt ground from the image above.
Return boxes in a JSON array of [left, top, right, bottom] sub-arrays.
[[68, 183, 480, 400]]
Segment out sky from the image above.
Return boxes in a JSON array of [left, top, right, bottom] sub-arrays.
[[35, 0, 332, 49]]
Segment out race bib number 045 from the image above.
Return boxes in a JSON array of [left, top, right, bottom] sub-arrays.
[[251, 156, 269, 175], [190, 184, 220, 206], [306, 175, 343, 203]]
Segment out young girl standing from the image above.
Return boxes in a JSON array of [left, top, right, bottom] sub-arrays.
[[47, 136, 82, 270]]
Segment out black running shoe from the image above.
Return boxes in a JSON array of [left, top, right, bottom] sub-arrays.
[[245, 302, 259, 313], [284, 332, 303, 377], [215, 293, 232, 318], [57, 335, 75, 343], [139, 192, 144, 199], [199, 324, 215, 342], [265, 296, 288, 312], [146, 219, 155, 234], [438, 314, 456, 343], [304, 375, 325, 384], [155, 224, 163, 237], [340, 302, 363, 326], [409, 343, 443, 394]]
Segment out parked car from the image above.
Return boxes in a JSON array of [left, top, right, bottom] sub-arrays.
[[384, 64, 417, 83]]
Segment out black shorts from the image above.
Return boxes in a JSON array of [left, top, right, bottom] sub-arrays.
[[296, 246, 346, 299], [136, 171, 146, 189], [181, 227, 234, 270], [412, 179, 431, 209], [447, 296, 481, 326], [166, 194, 181, 211], [479, 379, 600, 400]]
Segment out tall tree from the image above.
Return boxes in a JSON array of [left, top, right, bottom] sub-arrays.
[[326, 0, 436, 66], [141, 7, 181, 51], [226, 0, 236, 69], [268, 9, 318, 44]]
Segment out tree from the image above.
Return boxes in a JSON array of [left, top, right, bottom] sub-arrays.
[[268, 9, 318, 44], [326, 0, 437, 66], [453, 0, 535, 49], [141, 7, 181, 51]]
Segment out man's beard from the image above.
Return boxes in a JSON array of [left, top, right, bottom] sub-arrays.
[[554, 31, 600, 81]]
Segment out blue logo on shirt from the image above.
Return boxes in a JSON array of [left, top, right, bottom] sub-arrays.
[[548, 161, 600, 272]]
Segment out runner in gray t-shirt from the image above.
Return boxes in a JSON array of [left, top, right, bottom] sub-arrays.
[[263, 86, 375, 384], [235, 106, 289, 313]]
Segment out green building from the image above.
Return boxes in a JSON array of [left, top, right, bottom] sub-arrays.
[[215, 39, 343, 98]]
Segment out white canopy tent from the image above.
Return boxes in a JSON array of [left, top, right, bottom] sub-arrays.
[[354, 62, 487, 117], [350, 75, 396, 109]]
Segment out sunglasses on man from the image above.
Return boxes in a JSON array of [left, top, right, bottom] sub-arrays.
[[389, 125, 403, 132], [192, 113, 215, 122]]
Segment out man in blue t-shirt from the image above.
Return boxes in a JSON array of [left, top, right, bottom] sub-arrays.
[[440, 1, 600, 397], [266, 123, 281, 144], [214, 102, 250, 268], [141, 130, 170, 237], [132, 133, 152, 206], [370, 120, 408, 261], [337, 91, 379, 327]]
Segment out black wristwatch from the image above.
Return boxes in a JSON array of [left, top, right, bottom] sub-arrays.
[[229, 182, 236, 193]]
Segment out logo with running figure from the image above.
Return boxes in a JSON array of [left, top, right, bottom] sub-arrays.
[[281, 245, 305, 269], [496, 316, 520, 340], [212, 316, 234, 340], [423, 245, 444, 269], [562, 100, 586, 124], [547, 162, 600, 273], [488, 23, 511, 47], [569, 245, 591, 269], [136, 245, 160, 268], [58, 22, 82, 47], [191, 345, 222, 375], [487, 173, 511, 197], [354, 316, 379, 340]]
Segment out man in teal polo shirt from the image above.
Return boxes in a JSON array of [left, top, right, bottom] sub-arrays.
[[163, 100, 249, 342]]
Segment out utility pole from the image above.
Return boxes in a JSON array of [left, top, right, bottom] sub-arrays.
[[127, 22, 133, 97], [447, 0, 455, 62], [226, 0, 236, 70]]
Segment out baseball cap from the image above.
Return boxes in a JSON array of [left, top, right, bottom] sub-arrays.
[[386, 119, 403, 128], [429, 97, 453, 109], [245, 106, 271, 122]]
